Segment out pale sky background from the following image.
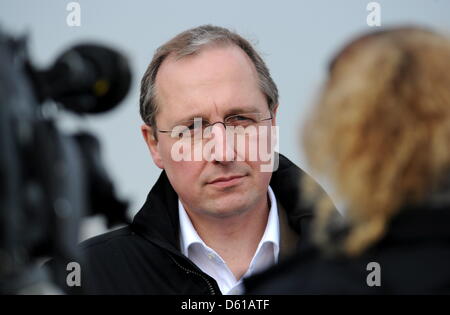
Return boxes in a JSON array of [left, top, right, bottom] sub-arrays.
[[1, 0, 449, 237]]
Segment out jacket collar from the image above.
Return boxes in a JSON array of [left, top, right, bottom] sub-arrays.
[[131, 154, 316, 253]]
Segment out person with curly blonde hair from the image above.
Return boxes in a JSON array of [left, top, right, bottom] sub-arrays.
[[246, 26, 450, 294]]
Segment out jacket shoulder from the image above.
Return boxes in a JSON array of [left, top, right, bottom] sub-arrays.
[[79, 226, 135, 250]]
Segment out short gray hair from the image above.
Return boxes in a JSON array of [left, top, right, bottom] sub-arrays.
[[139, 25, 279, 134]]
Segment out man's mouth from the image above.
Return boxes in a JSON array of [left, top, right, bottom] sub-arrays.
[[207, 175, 247, 188]]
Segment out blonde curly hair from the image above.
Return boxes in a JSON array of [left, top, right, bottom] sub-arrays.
[[304, 27, 450, 256]]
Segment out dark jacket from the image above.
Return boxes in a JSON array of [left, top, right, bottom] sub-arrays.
[[53, 154, 331, 294], [245, 202, 450, 294]]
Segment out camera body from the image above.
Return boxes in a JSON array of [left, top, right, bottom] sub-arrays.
[[0, 28, 130, 294]]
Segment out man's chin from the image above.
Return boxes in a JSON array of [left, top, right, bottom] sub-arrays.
[[201, 196, 254, 218], [203, 206, 248, 219]]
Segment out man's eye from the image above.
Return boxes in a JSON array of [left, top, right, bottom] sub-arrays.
[[229, 116, 254, 123], [183, 120, 208, 130]]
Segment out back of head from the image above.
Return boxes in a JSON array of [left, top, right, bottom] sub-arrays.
[[304, 26, 450, 256]]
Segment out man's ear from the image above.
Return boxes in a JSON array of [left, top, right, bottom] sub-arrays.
[[141, 124, 164, 169], [271, 104, 279, 125], [270, 104, 279, 151]]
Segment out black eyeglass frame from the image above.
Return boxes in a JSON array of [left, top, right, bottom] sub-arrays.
[[156, 112, 273, 135]]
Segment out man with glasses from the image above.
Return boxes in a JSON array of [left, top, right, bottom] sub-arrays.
[[76, 25, 335, 294]]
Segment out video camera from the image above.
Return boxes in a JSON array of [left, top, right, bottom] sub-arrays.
[[0, 27, 131, 294]]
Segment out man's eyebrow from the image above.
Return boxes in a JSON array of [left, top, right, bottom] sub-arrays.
[[224, 106, 263, 116], [173, 113, 208, 125], [173, 106, 264, 124]]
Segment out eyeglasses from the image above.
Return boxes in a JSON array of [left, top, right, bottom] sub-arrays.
[[156, 112, 273, 139]]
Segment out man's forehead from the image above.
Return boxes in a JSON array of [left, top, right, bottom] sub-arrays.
[[156, 45, 259, 90]]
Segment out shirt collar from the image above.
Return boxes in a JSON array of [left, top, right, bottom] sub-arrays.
[[179, 199, 203, 256], [178, 186, 280, 261], [258, 186, 280, 262]]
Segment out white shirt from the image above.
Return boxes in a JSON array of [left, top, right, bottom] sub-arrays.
[[178, 186, 280, 295]]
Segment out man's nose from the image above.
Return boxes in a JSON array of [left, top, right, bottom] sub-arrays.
[[209, 122, 235, 162]]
